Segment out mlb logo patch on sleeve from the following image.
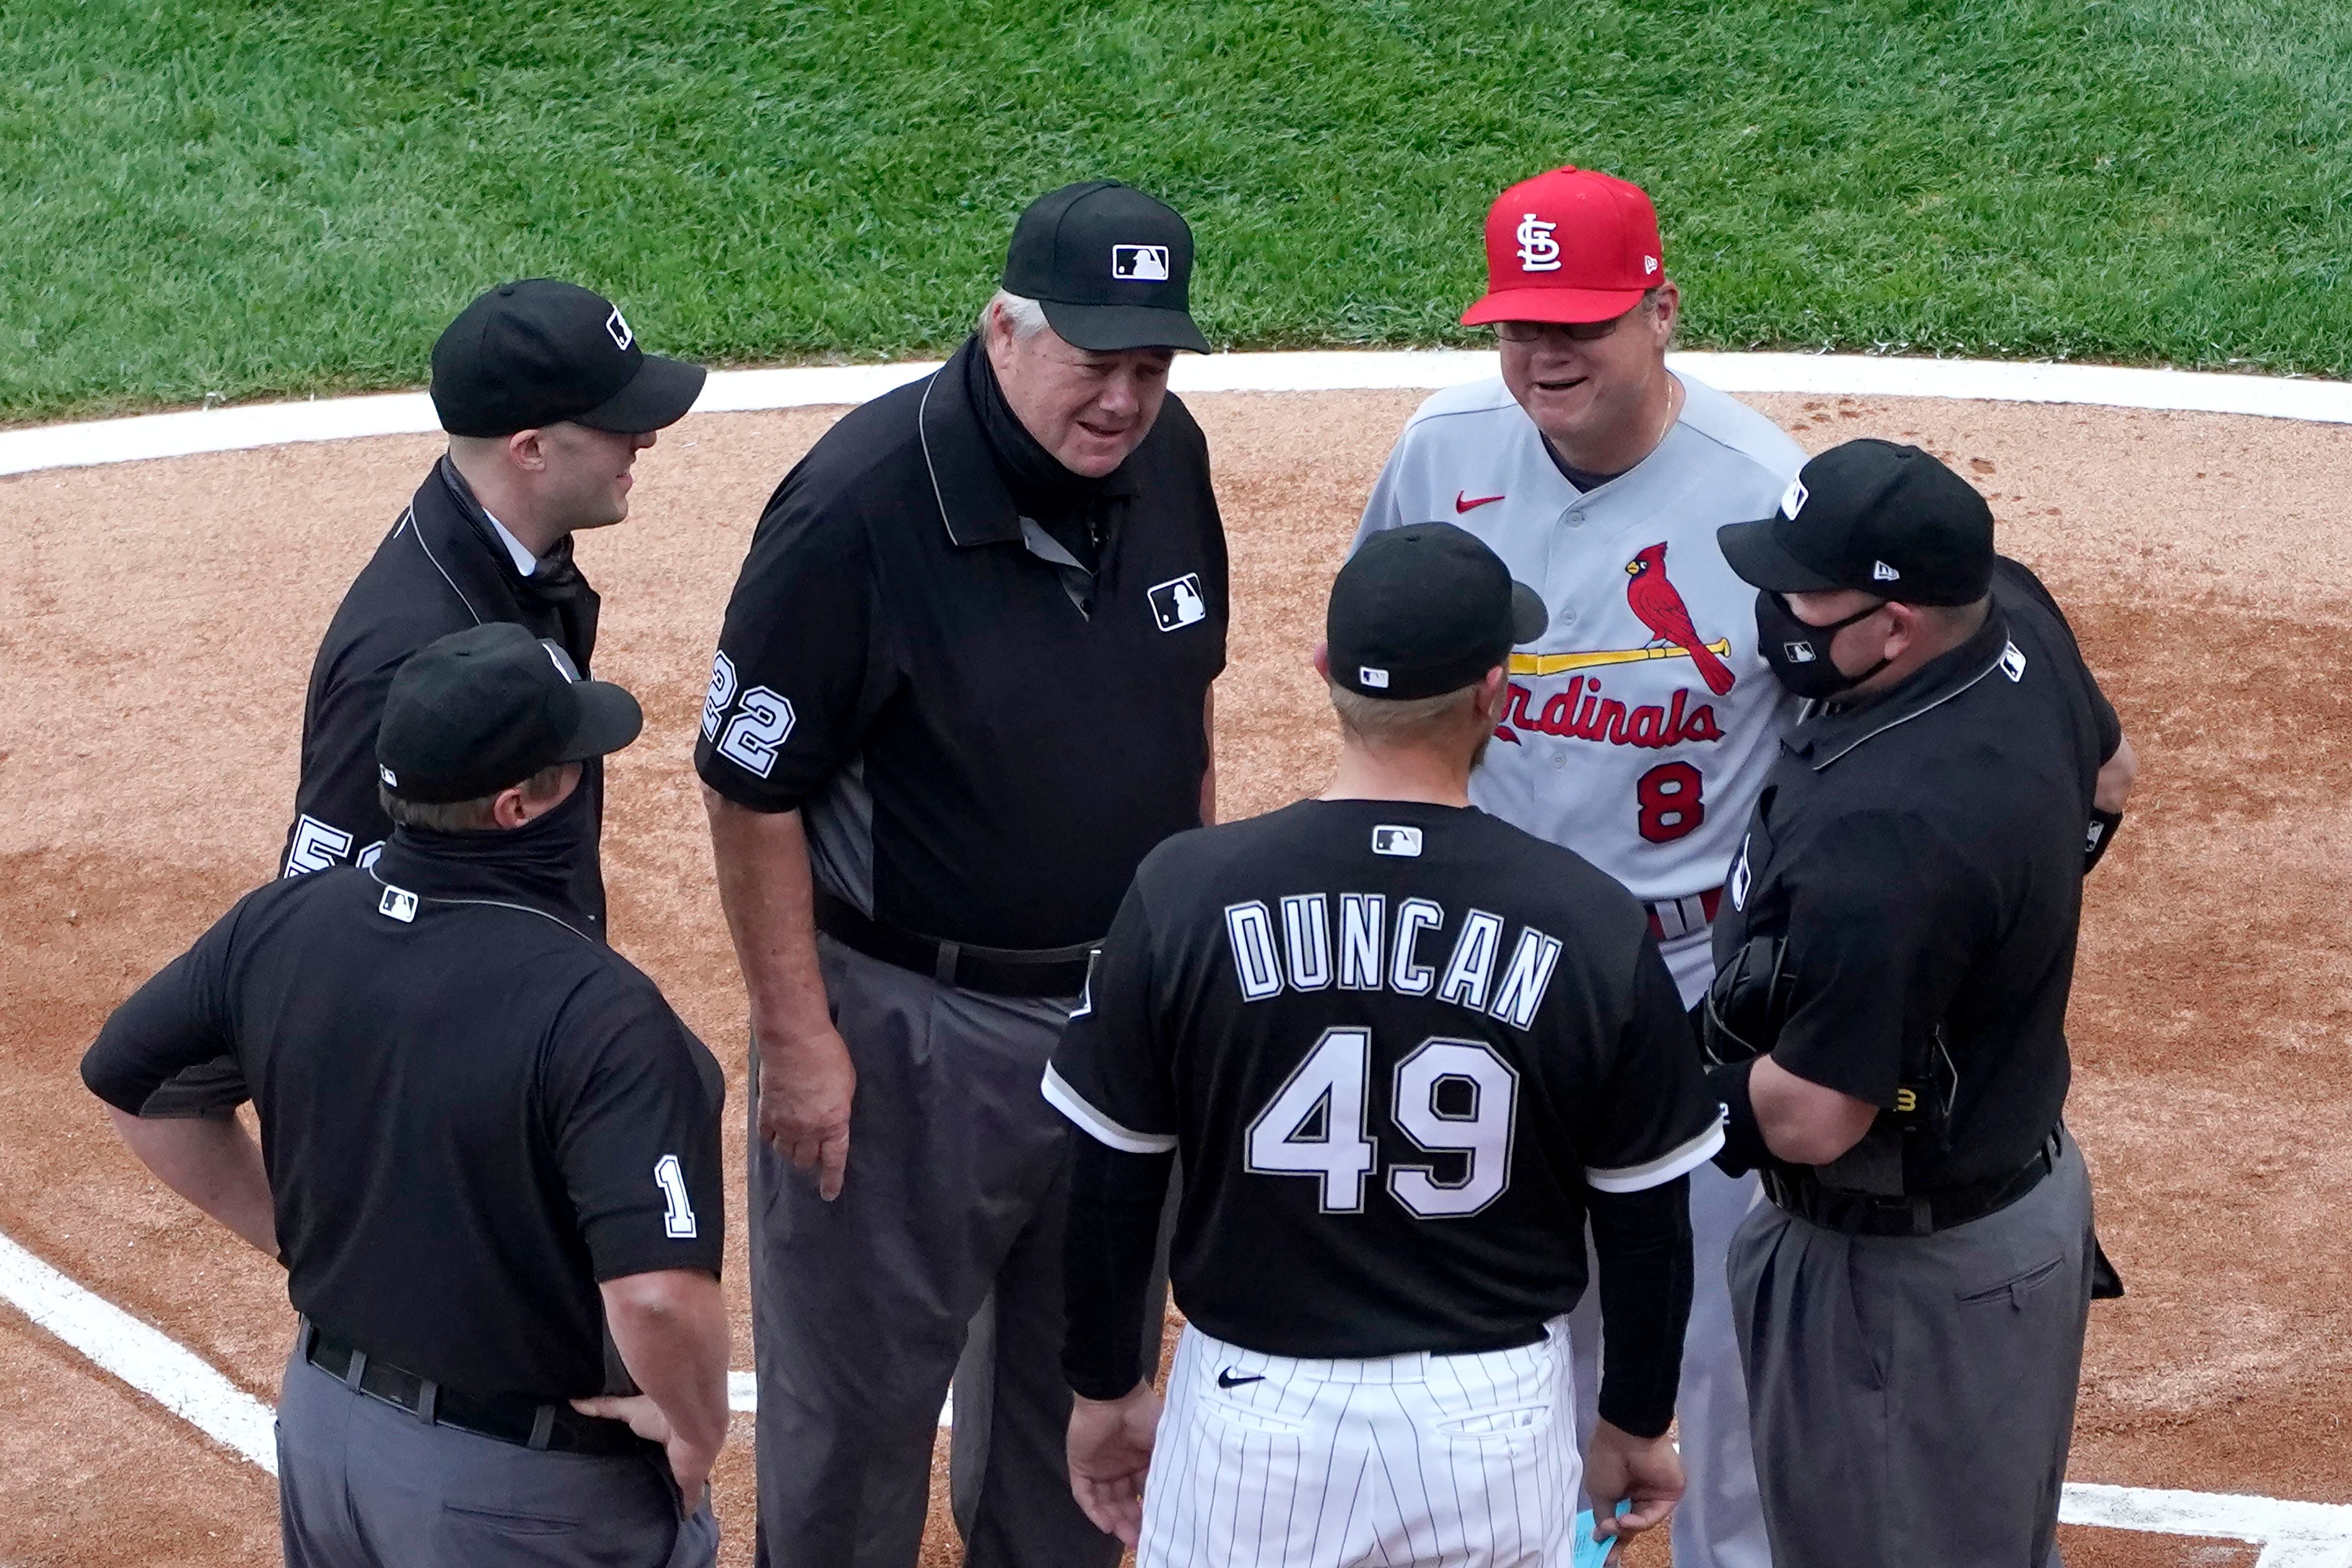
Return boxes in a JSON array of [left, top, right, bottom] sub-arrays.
[[1372, 825, 1423, 857], [1112, 244, 1171, 281], [1148, 573, 1209, 631]]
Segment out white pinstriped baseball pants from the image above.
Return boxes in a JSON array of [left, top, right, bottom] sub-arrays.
[[1139, 1319, 1582, 1568]]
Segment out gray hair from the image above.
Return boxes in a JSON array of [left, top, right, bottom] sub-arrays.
[[378, 763, 569, 834], [979, 289, 1052, 341], [1326, 679, 1488, 746]]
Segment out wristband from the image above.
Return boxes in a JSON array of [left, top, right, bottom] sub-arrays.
[[1704, 1058, 1770, 1175], [2085, 806, 2124, 872]]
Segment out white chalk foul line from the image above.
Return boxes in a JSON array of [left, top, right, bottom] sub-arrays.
[[0, 1230, 278, 1475], [9, 350, 2352, 477], [4, 1229, 2345, 1549]]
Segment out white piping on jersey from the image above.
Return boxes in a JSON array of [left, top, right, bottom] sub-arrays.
[[1586, 1120, 1727, 1194], [395, 507, 486, 627], [1805, 645, 2009, 772], [1042, 1063, 1178, 1155], [366, 867, 595, 944], [915, 370, 954, 544]]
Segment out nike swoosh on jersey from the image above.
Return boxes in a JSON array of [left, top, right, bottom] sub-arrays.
[[1217, 1368, 1266, 1388], [1455, 491, 1506, 513]]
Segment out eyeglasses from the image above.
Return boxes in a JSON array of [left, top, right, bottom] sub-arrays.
[[1493, 305, 1646, 344]]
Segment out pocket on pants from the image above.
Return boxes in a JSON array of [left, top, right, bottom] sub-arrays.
[[1433, 1403, 1553, 1440], [1957, 1254, 2065, 1311]]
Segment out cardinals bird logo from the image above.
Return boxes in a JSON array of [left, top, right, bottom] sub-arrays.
[[1624, 543, 1736, 696]]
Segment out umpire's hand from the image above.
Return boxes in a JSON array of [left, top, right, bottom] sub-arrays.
[[759, 1023, 857, 1200]]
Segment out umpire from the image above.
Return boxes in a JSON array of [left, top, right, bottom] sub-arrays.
[[1702, 439, 2137, 1567], [697, 180, 1222, 1568], [82, 623, 728, 1567], [137, 280, 703, 1123]]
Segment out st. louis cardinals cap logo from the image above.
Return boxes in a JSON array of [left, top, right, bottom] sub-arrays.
[[1515, 213, 1561, 273]]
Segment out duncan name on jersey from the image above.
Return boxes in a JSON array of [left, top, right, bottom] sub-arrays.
[[1046, 797, 1723, 1361]]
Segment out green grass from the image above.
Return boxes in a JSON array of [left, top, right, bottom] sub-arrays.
[[6, 0, 2352, 421]]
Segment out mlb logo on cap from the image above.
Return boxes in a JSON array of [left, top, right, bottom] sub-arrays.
[[1112, 244, 1171, 282]]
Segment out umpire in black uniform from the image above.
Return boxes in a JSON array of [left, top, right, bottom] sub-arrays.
[[697, 181, 1222, 1568], [1701, 439, 2137, 1567], [143, 279, 704, 1122], [82, 623, 728, 1567]]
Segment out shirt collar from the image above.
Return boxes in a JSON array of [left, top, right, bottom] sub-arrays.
[[1785, 602, 2015, 772], [917, 336, 1141, 549], [481, 507, 539, 577]]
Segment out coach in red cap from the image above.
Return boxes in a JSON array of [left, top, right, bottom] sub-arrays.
[[1353, 168, 1805, 1568]]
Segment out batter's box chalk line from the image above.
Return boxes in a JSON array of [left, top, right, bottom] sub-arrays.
[[11, 350, 2352, 478], [3, 1230, 2346, 1557]]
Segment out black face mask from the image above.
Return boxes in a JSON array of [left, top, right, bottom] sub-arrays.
[[1754, 591, 1889, 700]]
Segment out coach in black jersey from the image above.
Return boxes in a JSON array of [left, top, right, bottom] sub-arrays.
[[1705, 440, 2137, 1568], [697, 183, 1222, 1568], [137, 280, 704, 1122], [1050, 524, 1723, 1566], [81, 624, 727, 1567]]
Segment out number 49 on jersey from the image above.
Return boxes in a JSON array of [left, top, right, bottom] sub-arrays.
[[1246, 1027, 1519, 1219]]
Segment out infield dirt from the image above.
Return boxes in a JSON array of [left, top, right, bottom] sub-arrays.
[[2, 386, 2346, 1566]]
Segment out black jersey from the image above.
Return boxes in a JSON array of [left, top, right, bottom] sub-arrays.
[[81, 804, 724, 1402], [1048, 797, 1723, 1360], [1712, 557, 2121, 1190]]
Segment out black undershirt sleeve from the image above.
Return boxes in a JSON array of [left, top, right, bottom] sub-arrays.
[[1586, 1175, 1695, 1440], [1061, 1136, 1177, 1401]]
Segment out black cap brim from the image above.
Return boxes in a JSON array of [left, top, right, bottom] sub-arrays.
[[1039, 299, 1210, 354], [1509, 581, 1546, 644], [555, 679, 645, 763], [1717, 517, 1846, 594], [573, 354, 707, 434]]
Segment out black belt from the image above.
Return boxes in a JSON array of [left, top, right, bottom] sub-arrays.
[[814, 889, 1094, 999], [302, 1323, 647, 1457], [1762, 1129, 2061, 1237]]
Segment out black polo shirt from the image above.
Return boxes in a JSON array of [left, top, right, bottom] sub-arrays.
[[283, 458, 606, 930], [695, 336, 1227, 951], [1712, 558, 2121, 1189], [80, 798, 725, 1403]]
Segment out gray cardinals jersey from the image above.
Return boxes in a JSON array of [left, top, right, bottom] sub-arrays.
[[1354, 373, 1803, 915]]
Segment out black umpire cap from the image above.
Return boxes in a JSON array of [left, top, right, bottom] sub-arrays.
[[378, 623, 644, 804], [1328, 524, 1546, 700], [1003, 182, 1211, 354], [431, 280, 707, 438], [1719, 438, 1995, 606]]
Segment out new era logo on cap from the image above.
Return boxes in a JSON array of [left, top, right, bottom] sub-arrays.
[[1111, 244, 1171, 282], [1872, 560, 1901, 581]]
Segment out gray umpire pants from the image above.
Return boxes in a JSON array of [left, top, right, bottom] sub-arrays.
[[277, 1338, 716, 1568], [750, 935, 1162, 1568], [1729, 1128, 2094, 1568]]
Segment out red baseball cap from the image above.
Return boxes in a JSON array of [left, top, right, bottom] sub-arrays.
[[1461, 167, 1665, 326]]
